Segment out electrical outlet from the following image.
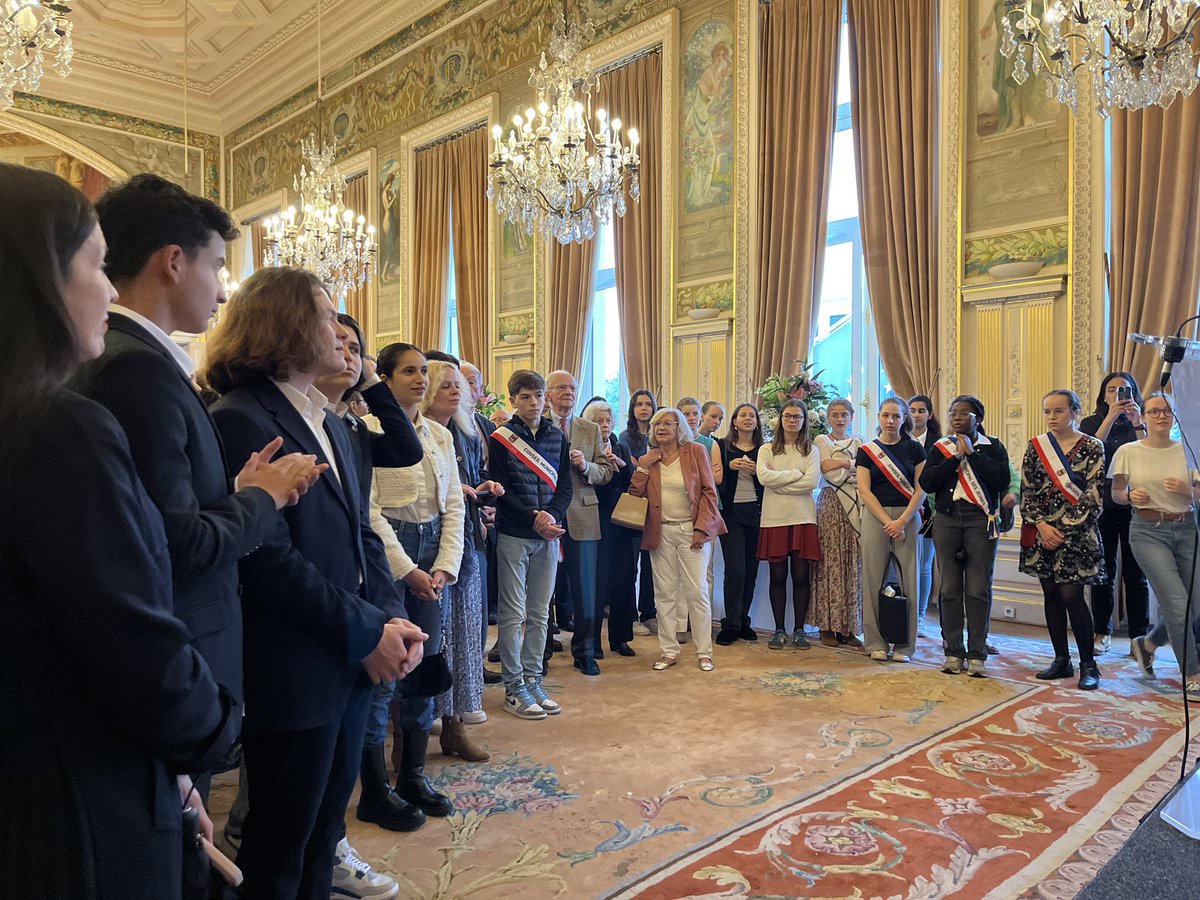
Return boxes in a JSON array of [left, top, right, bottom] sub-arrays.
[[1003, 606, 1016, 619]]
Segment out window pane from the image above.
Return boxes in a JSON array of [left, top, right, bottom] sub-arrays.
[[827, 129, 858, 222], [836, 21, 851, 108], [446, 239, 460, 357], [812, 241, 854, 400]]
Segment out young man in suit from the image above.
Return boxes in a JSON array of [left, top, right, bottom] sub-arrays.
[[545, 370, 614, 675], [78, 174, 322, 824], [205, 267, 426, 899]]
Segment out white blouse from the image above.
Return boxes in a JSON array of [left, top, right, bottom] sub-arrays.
[[659, 458, 693, 522]]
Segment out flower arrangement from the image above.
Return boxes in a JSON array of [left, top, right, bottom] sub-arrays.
[[476, 386, 506, 418], [755, 360, 834, 440]]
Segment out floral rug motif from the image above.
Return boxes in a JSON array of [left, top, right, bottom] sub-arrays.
[[612, 637, 1195, 899]]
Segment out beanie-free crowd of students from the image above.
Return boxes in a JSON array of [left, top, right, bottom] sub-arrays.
[[3, 159, 1198, 899]]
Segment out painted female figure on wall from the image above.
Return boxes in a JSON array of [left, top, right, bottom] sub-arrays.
[[683, 21, 734, 213]]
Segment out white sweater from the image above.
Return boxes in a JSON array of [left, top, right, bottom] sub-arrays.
[[756, 443, 821, 528]]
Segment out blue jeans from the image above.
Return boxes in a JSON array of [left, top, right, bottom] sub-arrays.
[[496, 532, 559, 690], [1129, 517, 1200, 678], [916, 532, 936, 624], [365, 518, 442, 745]]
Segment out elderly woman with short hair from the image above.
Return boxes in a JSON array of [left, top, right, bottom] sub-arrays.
[[629, 409, 725, 670]]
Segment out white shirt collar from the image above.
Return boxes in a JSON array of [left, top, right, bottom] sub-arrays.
[[109, 305, 196, 378], [274, 380, 331, 427]]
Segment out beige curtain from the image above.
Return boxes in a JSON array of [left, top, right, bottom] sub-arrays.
[[847, 0, 938, 400], [547, 233, 596, 375], [412, 140, 454, 352], [341, 173, 371, 327], [1110, 91, 1200, 392], [755, 0, 842, 387], [449, 127, 489, 366], [599, 51, 664, 397]]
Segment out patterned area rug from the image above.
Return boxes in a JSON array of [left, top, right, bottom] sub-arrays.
[[210, 629, 1199, 899]]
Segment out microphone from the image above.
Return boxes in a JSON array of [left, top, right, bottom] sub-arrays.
[[1161, 335, 1189, 388]]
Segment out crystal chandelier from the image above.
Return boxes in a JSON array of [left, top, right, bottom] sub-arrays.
[[999, 0, 1200, 115], [487, 8, 641, 245], [260, 1, 375, 301], [1, 2, 74, 110], [262, 135, 376, 302]]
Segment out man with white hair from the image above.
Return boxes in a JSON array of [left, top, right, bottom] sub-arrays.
[[546, 370, 614, 675]]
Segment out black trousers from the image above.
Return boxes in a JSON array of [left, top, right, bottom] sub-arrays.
[[561, 534, 598, 659], [932, 505, 997, 661], [718, 502, 761, 631], [1093, 506, 1150, 638], [637, 549, 657, 622], [597, 512, 638, 645], [237, 681, 371, 900]]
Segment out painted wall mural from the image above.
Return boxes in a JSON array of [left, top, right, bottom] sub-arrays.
[[682, 17, 734, 213]]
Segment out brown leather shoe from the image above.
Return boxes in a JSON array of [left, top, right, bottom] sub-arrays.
[[439, 716, 490, 762], [820, 630, 839, 648]]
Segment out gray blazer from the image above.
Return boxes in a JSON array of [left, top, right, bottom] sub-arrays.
[[559, 414, 614, 540]]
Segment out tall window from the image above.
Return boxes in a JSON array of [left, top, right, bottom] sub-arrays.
[[810, 13, 892, 409], [578, 220, 627, 409], [444, 213, 461, 358]]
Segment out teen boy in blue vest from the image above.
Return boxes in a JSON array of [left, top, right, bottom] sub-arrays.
[[489, 370, 573, 719]]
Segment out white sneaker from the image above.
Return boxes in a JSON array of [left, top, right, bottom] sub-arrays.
[[332, 839, 399, 899], [460, 710, 487, 725], [632, 620, 651, 636], [942, 656, 964, 674], [1094, 634, 1112, 654], [645, 617, 660, 634], [968, 659, 987, 678], [892, 653, 911, 663], [869, 650, 889, 661], [504, 687, 546, 720], [524, 678, 561, 714]]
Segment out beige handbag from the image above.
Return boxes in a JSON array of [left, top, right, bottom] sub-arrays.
[[611, 492, 649, 530]]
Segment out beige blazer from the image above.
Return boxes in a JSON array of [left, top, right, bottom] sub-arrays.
[[548, 413, 614, 541]]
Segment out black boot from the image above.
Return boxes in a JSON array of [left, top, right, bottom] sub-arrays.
[[1078, 661, 1100, 690], [356, 743, 426, 832], [396, 729, 454, 817], [1036, 656, 1074, 680]]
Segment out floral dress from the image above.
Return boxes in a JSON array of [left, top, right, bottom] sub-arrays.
[[1018, 434, 1106, 585]]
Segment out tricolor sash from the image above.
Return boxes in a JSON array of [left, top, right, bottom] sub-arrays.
[[494, 425, 559, 490], [935, 433, 998, 538], [1032, 432, 1084, 505], [862, 439, 916, 500]]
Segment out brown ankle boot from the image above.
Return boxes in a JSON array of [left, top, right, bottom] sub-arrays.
[[439, 715, 490, 762]]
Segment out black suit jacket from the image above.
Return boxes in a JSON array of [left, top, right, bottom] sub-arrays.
[[339, 379, 424, 504], [79, 312, 278, 709], [211, 378, 407, 734], [0, 392, 237, 896]]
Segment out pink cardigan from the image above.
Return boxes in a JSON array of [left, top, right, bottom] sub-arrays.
[[628, 441, 726, 551]]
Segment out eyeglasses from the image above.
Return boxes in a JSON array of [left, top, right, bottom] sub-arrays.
[[1145, 408, 1174, 418], [781, 414, 804, 422]]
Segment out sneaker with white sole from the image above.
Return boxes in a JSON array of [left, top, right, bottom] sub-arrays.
[[768, 629, 787, 650], [460, 710, 487, 725], [1094, 634, 1112, 654], [869, 649, 889, 661], [1187, 680, 1200, 700], [942, 656, 964, 674], [892, 653, 911, 663], [332, 839, 399, 899], [967, 659, 987, 678], [504, 687, 546, 720], [632, 620, 651, 636], [1131, 636, 1157, 678], [645, 617, 660, 635], [524, 678, 561, 715]]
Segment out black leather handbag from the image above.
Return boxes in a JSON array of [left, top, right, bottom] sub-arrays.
[[877, 551, 910, 646], [397, 632, 453, 699]]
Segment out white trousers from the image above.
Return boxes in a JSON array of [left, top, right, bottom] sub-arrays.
[[650, 522, 714, 658]]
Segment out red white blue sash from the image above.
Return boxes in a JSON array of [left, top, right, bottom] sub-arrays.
[[935, 434, 998, 537], [494, 425, 558, 490], [1032, 432, 1083, 505], [862, 440, 916, 500]]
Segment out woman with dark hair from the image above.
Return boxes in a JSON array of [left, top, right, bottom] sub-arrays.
[[582, 398, 639, 656], [715, 403, 765, 645], [1080, 371, 1149, 654], [856, 397, 927, 662], [0, 163, 240, 894], [919, 396, 1010, 677], [1020, 389, 1106, 690], [909, 394, 941, 635], [621, 389, 659, 634], [756, 400, 823, 649], [812, 398, 865, 648]]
